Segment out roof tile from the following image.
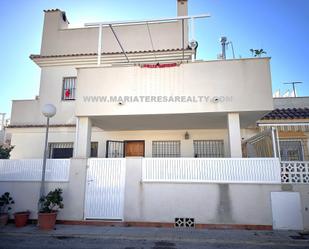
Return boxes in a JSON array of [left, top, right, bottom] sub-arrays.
[[262, 108, 309, 120]]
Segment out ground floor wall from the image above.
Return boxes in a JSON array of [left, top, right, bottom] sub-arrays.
[[7, 127, 259, 159], [1, 158, 308, 230], [124, 158, 309, 229], [0, 159, 87, 221]]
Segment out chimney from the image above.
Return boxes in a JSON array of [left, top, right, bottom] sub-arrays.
[[40, 9, 69, 55], [177, 0, 188, 16]]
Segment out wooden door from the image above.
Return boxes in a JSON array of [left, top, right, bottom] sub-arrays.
[[125, 141, 145, 157]]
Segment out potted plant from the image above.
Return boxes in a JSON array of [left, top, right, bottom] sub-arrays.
[[14, 211, 30, 227], [0, 192, 15, 226], [38, 188, 64, 230]]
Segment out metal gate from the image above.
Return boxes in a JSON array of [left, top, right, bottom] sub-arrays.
[[106, 140, 124, 158], [84, 158, 126, 220]]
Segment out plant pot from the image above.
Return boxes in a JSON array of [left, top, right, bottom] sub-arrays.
[[14, 212, 30, 228], [38, 212, 57, 230], [0, 213, 9, 226]]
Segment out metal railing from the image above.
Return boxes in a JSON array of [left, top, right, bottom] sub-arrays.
[[0, 159, 70, 182], [142, 158, 281, 184]]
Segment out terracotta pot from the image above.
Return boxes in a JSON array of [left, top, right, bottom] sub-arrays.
[[0, 213, 9, 226], [14, 212, 30, 227], [38, 212, 57, 230]]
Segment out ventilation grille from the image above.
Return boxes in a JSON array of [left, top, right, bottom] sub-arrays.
[[174, 218, 195, 228]]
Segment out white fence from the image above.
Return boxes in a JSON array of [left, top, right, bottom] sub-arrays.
[[142, 158, 281, 184], [281, 161, 309, 184], [0, 159, 70, 182]]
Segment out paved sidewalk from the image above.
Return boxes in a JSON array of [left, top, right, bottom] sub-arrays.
[[0, 224, 308, 245]]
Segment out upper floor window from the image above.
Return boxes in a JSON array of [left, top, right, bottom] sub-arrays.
[[193, 140, 224, 158], [62, 77, 76, 100], [152, 140, 181, 157], [280, 140, 304, 161]]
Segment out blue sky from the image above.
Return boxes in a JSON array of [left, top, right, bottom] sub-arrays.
[[1, 0, 309, 117]]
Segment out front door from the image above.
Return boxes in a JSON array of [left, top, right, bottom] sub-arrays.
[[125, 141, 145, 157]]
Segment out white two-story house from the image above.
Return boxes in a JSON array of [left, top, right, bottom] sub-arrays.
[[2, 0, 308, 230], [8, 2, 273, 160]]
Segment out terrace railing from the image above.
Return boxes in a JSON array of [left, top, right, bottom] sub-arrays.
[[0, 159, 70, 182], [142, 158, 281, 184]]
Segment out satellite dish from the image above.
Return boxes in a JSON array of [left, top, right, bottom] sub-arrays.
[[189, 40, 198, 50]]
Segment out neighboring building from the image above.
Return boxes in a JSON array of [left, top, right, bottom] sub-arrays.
[[1, 1, 308, 230], [258, 97, 309, 161]]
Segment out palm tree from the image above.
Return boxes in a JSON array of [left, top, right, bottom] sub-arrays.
[[250, 49, 267, 57]]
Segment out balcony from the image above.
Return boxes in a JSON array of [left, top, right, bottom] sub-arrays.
[[76, 58, 273, 127]]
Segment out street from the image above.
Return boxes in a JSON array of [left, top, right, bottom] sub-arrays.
[[0, 225, 308, 249]]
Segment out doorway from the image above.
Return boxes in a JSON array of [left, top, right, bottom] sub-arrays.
[[124, 140, 145, 157], [106, 140, 145, 157]]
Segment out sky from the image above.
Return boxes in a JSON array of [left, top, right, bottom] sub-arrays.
[[0, 0, 309, 118]]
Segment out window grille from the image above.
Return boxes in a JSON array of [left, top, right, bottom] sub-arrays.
[[152, 141, 181, 157], [48, 143, 74, 159], [62, 77, 76, 100], [193, 140, 224, 158], [279, 140, 304, 161], [106, 140, 124, 158], [48, 142, 98, 158]]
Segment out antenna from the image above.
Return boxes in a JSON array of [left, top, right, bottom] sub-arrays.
[[219, 37, 235, 59], [283, 81, 302, 97], [220, 36, 227, 59]]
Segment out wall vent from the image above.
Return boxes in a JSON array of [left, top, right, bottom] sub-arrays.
[[174, 218, 195, 228]]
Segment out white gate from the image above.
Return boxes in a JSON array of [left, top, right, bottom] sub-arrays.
[[271, 192, 303, 230], [84, 158, 126, 220]]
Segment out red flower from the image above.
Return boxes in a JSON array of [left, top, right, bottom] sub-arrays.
[[65, 89, 70, 98]]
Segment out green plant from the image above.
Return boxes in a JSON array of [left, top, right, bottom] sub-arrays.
[[250, 48, 267, 57], [39, 188, 64, 213], [0, 145, 14, 159], [0, 192, 15, 213]]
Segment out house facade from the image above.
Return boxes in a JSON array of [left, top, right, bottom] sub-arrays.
[[1, 0, 308, 230]]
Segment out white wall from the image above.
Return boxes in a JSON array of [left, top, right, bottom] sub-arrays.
[[8, 127, 233, 159], [0, 159, 87, 220], [1, 158, 308, 229], [76, 59, 273, 116], [11, 66, 77, 126], [40, 10, 187, 56]]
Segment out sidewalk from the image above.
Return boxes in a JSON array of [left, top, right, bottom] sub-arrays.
[[1, 224, 308, 246]]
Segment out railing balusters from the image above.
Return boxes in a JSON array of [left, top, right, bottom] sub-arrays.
[[0, 159, 70, 182], [142, 158, 281, 184]]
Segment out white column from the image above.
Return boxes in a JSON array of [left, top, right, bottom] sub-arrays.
[[74, 117, 92, 158], [227, 113, 242, 158]]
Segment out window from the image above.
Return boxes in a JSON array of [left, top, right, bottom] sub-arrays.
[[279, 140, 304, 161], [62, 77, 76, 100], [193, 140, 224, 158], [48, 142, 98, 158], [106, 140, 124, 158], [48, 143, 73, 159], [152, 141, 181, 157], [90, 142, 98, 158]]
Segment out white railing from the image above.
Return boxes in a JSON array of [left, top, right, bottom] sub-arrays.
[[142, 158, 281, 184], [0, 159, 70, 182], [281, 161, 309, 184]]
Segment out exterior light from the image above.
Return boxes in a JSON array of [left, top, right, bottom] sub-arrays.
[[184, 131, 190, 140], [42, 104, 56, 118], [39, 104, 57, 211]]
